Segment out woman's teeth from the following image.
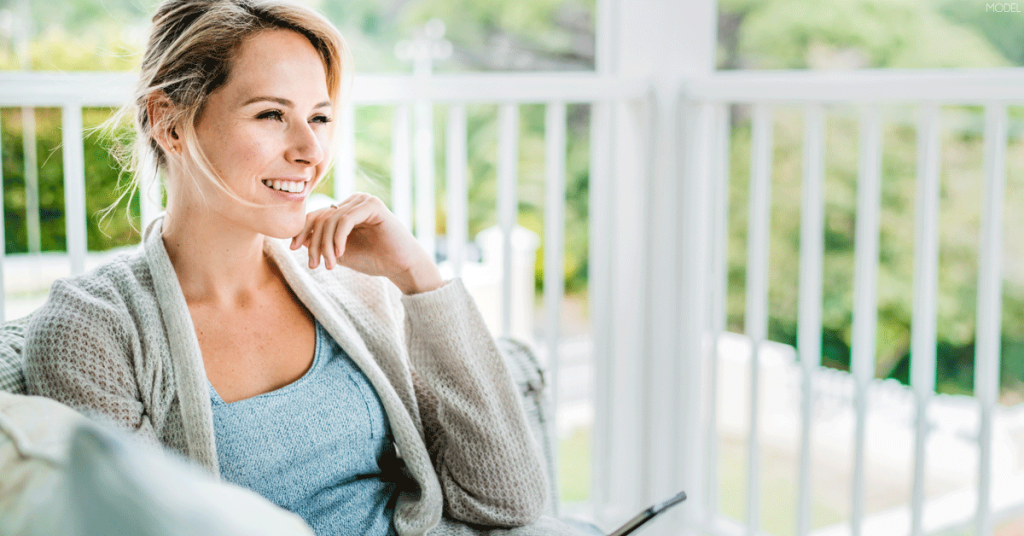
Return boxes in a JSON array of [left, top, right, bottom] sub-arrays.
[[262, 180, 305, 193]]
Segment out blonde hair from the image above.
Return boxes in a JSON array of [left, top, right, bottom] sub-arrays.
[[102, 0, 351, 223]]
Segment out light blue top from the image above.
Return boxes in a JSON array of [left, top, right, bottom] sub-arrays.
[[209, 320, 398, 536]]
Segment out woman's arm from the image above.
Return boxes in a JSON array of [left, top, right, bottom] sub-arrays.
[[399, 280, 548, 527], [23, 279, 158, 443], [297, 193, 548, 525]]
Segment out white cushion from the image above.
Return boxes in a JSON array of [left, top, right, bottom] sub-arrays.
[[0, 392, 87, 536], [0, 392, 315, 536]]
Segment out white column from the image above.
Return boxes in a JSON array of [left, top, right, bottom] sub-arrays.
[[593, 0, 718, 533]]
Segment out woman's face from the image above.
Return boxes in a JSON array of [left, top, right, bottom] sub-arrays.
[[185, 28, 333, 239]]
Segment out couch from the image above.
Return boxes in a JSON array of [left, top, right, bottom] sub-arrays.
[[0, 312, 587, 535]]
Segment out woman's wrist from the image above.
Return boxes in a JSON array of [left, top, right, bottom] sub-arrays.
[[391, 261, 444, 295]]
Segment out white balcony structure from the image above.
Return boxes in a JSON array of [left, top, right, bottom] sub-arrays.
[[1, 1, 1023, 535]]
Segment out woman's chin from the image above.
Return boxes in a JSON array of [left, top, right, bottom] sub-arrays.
[[261, 219, 306, 241]]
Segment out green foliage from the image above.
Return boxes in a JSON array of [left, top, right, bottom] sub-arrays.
[[25, 0, 150, 35], [938, 0, 1024, 67], [726, 105, 1024, 398], [401, 0, 563, 46], [1, 107, 139, 254], [725, 0, 1010, 69], [2, 108, 66, 253]]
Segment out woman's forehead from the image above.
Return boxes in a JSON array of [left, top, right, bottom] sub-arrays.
[[221, 29, 331, 106]]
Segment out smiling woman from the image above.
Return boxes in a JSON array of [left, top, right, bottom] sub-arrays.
[[19, 1, 577, 535]]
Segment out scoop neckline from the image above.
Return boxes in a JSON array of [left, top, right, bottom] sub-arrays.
[[208, 320, 326, 406]]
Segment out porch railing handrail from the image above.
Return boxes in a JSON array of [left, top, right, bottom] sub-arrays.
[[0, 71, 647, 107], [685, 68, 1024, 103], [10, 67, 1024, 107]]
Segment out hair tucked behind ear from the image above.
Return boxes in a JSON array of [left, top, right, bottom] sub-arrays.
[[99, 0, 352, 227]]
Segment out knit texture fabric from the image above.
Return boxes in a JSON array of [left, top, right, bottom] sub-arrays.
[[0, 317, 31, 395], [23, 217, 579, 536]]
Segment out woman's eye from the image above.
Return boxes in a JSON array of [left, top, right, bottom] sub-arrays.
[[311, 115, 332, 124], [258, 110, 284, 121]]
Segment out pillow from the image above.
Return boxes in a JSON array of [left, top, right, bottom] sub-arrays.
[[0, 392, 90, 536], [0, 392, 315, 536], [0, 316, 31, 395]]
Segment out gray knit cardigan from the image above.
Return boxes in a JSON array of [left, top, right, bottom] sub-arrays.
[[24, 218, 577, 536]]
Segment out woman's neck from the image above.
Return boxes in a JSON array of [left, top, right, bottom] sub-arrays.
[[160, 204, 274, 308]]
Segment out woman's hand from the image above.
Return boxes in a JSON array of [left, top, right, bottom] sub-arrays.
[[290, 193, 443, 294]]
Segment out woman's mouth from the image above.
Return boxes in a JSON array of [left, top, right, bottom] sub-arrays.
[[262, 179, 306, 194]]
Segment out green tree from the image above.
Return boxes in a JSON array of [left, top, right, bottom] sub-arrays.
[[720, 0, 1010, 69]]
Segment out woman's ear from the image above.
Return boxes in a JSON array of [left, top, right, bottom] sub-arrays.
[[147, 91, 180, 155]]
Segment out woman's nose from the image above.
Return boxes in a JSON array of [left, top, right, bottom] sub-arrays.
[[286, 122, 325, 166]]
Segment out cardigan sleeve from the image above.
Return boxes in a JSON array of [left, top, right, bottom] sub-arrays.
[[397, 278, 547, 528], [23, 279, 159, 444], [393, 280, 552, 528]]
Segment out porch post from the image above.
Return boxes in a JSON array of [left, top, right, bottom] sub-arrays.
[[593, 0, 717, 534]]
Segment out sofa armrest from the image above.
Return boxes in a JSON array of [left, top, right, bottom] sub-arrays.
[[0, 316, 32, 395], [495, 337, 560, 518]]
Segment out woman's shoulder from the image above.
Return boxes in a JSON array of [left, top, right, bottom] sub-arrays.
[[29, 247, 156, 335]]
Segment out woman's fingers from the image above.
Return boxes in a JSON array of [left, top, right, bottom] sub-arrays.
[[290, 215, 315, 250], [319, 214, 341, 269], [307, 212, 327, 269], [332, 197, 376, 260], [299, 194, 376, 270]]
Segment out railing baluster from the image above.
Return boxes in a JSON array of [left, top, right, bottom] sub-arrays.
[[392, 104, 412, 229], [705, 102, 731, 524], [681, 100, 718, 531], [797, 102, 825, 536], [139, 148, 162, 230], [745, 103, 773, 536], [414, 100, 436, 259], [850, 105, 883, 536], [975, 103, 1007, 536], [497, 103, 519, 338], [544, 101, 567, 414], [910, 104, 941, 536], [61, 104, 87, 276], [335, 101, 356, 200], [590, 100, 613, 516], [22, 106, 40, 255], [446, 104, 468, 277]]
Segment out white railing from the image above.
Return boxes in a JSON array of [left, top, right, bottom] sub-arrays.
[[2, 68, 1023, 536], [0, 69, 648, 520], [683, 70, 1023, 536]]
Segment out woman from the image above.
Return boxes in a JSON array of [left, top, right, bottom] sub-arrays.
[[23, 0, 575, 534]]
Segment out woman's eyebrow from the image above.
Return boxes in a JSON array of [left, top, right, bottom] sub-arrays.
[[242, 96, 332, 109]]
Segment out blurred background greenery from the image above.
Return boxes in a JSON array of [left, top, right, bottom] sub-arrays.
[[0, 0, 1023, 408]]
